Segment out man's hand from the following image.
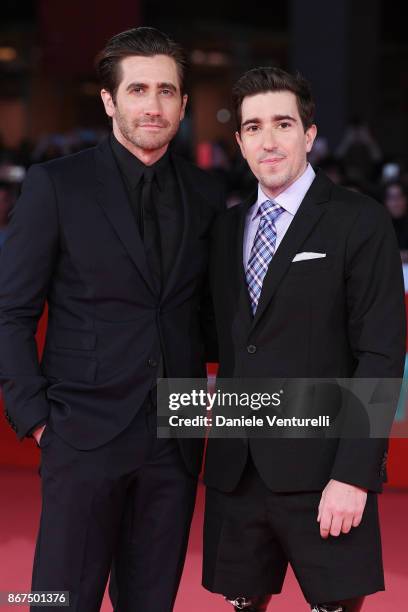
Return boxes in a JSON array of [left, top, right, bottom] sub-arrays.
[[317, 479, 368, 538], [33, 424, 46, 446]]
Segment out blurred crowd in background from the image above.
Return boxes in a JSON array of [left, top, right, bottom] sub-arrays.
[[1, 116, 408, 261], [1, 0, 408, 260]]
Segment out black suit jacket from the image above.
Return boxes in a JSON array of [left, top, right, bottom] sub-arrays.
[[204, 170, 406, 492], [0, 138, 222, 475]]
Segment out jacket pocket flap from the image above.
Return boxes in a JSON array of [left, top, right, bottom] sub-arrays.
[[42, 351, 97, 383], [54, 327, 97, 351]]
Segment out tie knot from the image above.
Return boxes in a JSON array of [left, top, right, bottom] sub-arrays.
[[142, 166, 155, 183], [258, 199, 285, 223]]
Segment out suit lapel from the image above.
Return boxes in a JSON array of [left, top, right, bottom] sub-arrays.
[[160, 155, 190, 303], [235, 191, 257, 328], [94, 138, 156, 295], [252, 171, 332, 328]]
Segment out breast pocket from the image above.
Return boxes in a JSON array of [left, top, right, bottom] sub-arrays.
[[287, 255, 330, 276]]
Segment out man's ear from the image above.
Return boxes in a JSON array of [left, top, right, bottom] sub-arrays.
[[100, 89, 115, 118], [235, 130, 246, 160], [305, 124, 317, 153], [180, 94, 188, 121]]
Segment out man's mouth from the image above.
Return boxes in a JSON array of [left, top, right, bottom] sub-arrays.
[[259, 157, 285, 165], [139, 124, 164, 129]]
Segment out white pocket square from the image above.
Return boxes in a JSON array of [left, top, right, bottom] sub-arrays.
[[292, 252, 326, 262]]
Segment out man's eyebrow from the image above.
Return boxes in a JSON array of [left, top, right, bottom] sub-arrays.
[[125, 81, 178, 92], [241, 117, 261, 128], [126, 82, 147, 91], [157, 82, 178, 92], [273, 114, 297, 122], [241, 114, 297, 127]]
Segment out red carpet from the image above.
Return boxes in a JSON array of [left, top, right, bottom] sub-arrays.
[[0, 466, 407, 611]]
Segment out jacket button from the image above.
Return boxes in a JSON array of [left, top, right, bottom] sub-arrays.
[[148, 358, 158, 368], [247, 345, 257, 354]]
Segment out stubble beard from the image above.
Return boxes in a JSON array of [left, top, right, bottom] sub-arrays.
[[115, 109, 179, 153], [259, 168, 292, 197]]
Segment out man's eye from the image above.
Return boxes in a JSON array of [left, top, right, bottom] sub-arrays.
[[161, 89, 173, 95], [279, 122, 291, 129], [131, 87, 144, 94], [246, 125, 259, 132]]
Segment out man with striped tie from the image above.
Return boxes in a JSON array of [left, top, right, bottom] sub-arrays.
[[202, 67, 406, 611]]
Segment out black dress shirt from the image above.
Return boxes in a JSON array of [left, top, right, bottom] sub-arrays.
[[111, 134, 184, 382], [110, 133, 182, 286]]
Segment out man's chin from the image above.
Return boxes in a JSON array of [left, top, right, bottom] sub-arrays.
[[133, 135, 172, 153], [260, 174, 288, 194]]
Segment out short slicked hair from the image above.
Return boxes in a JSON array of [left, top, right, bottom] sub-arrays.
[[233, 66, 315, 132], [96, 26, 186, 101]]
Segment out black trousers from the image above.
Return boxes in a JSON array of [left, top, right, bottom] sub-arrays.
[[203, 454, 384, 604], [32, 399, 197, 612]]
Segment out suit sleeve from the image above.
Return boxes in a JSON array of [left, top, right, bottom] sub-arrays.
[[199, 272, 219, 364], [330, 202, 406, 491], [0, 164, 59, 439], [199, 184, 226, 365]]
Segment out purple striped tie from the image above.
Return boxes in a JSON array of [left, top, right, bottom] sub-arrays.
[[246, 200, 285, 315]]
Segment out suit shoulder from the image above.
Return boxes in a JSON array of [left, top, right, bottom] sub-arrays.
[[172, 154, 226, 201], [172, 153, 209, 178], [213, 201, 241, 232], [35, 146, 97, 179], [330, 183, 387, 224]]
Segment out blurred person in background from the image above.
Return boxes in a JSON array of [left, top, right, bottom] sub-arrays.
[[307, 135, 329, 167], [0, 26, 222, 612], [336, 116, 382, 186], [318, 156, 345, 185], [383, 180, 408, 262]]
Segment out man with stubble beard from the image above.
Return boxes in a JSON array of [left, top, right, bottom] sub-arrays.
[[0, 27, 221, 611]]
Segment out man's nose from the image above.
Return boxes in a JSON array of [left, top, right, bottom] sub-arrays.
[[144, 93, 162, 115], [262, 128, 278, 150]]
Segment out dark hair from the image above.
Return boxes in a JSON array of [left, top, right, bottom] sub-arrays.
[[96, 26, 186, 101], [232, 66, 315, 132]]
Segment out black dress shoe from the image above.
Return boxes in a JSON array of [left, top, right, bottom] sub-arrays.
[[311, 597, 365, 612], [311, 606, 344, 612], [225, 594, 272, 611]]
